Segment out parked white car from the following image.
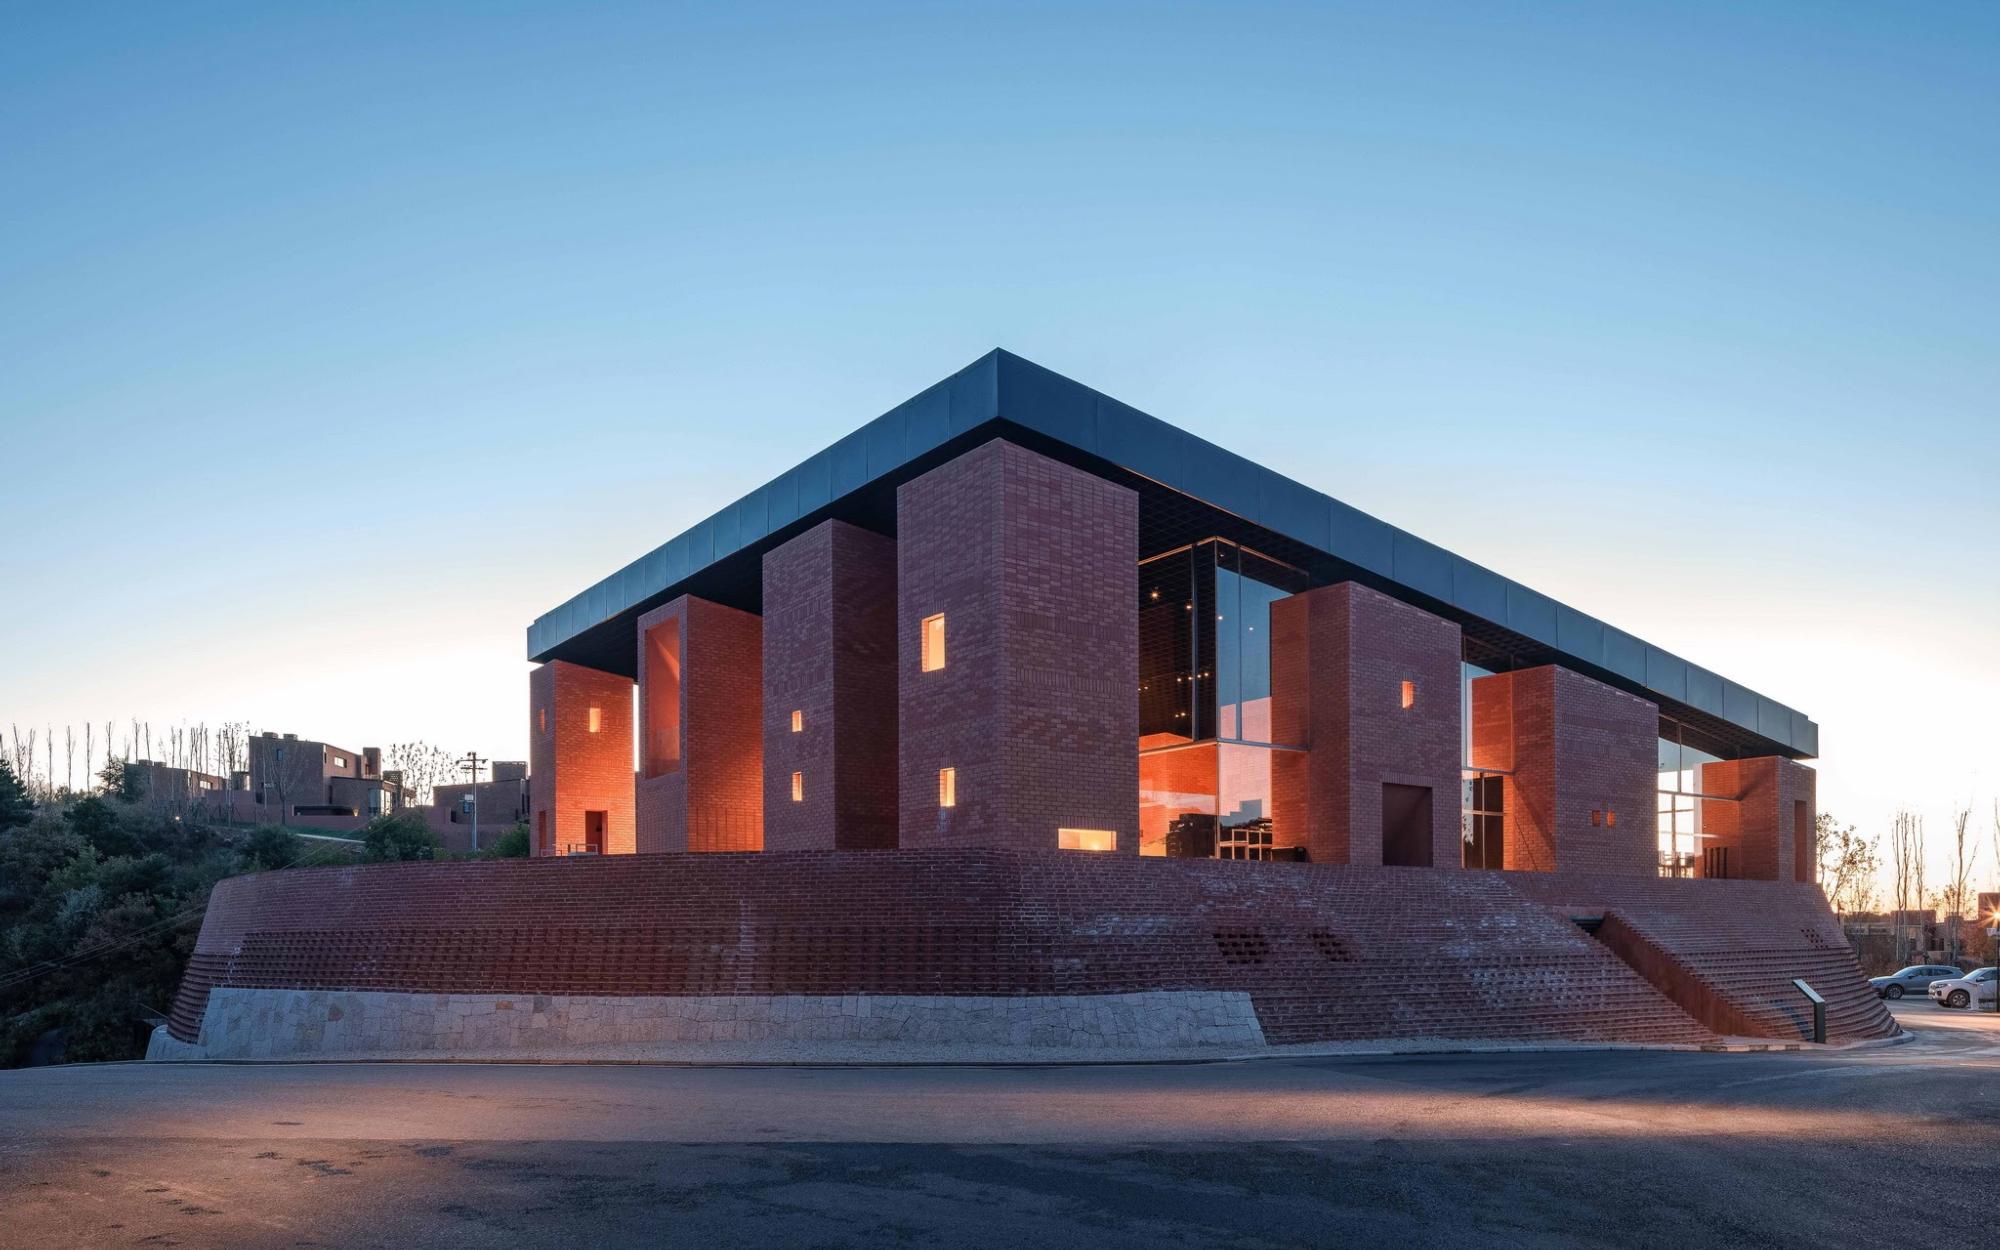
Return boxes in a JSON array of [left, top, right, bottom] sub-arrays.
[[1927, 967, 1997, 1009]]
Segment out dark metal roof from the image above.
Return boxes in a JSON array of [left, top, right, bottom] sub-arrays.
[[528, 349, 1816, 760]]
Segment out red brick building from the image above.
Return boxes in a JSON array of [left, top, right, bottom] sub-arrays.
[[164, 352, 1874, 1060]]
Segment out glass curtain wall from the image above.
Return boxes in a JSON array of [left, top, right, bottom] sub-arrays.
[[1459, 659, 1507, 869], [1138, 540, 1309, 859], [1657, 717, 1735, 877]]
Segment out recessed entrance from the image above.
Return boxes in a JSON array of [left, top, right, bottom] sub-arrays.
[[1382, 783, 1433, 867], [583, 810, 606, 855]]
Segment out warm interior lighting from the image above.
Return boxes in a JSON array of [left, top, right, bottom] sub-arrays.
[[921, 613, 946, 671], [938, 766, 956, 807], [1590, 809, 1603, 827], [539, 708, 547, 733], [1606, 809, 1617, 827], [1401, 681, 1415, 709], [791, 771, 803, 802], [587, 706, 602, 733], [1058, 828, 1117, 852], [791, 709, 803, 733]]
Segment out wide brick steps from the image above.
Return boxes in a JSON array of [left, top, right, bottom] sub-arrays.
[[165, 852, 1873, 1051]]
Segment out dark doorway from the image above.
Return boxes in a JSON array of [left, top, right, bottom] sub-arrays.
[[1703, 845, 1731, 879], [584, 810, 607, 855], [537, 811, 549, 855], [1383, 784, 1433, 867]]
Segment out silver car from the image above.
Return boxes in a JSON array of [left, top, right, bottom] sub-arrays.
[[1869, 965, 1962, 999], [1927, 967, 1997, 1009]]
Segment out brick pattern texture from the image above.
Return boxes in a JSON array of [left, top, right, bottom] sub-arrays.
[[1511, 871, 1886, 1041], [1269, 582, 1463, 866], [1470, 665, 1658, 875], [762, 520, 899, 851], [528, 661, 635, 858], [165, 851, 1891, 1050], [1698, 756, 1817, 882], [635, 596, 764, 854], [896, 439, 1139, 853]]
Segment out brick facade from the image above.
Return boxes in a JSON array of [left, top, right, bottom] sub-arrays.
[[896, 439, 1139, 854], [1470, 665, 1658, 875], [762, 520, 899, 852], [1698, 756, 1817, 882], [1268, 582, 1463, 867], [528, 660, 635, 857], [635, 595, 764, 854]]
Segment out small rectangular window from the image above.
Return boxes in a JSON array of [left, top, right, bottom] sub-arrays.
[[791, 709, 803, 733], [791, 771, 803, 802], [1058, 828, 1116, 852], [1400, 681, 1415, 709], [588, 706, 602, 733], [539, 707, 548, 733], [332, 755, 347, 769], [921, 613, 946, 672], [938, 766, 956, 808]]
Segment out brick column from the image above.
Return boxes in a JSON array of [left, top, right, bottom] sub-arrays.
[[635, 595, 763, 854], [1698, 756, 1816, 882], [896, 439, 1138, 853], [527, 660, 635, 857], [763, 519, 898, 852], [1267, 582, 1462, 866], [1469, 665, 1657, 875]]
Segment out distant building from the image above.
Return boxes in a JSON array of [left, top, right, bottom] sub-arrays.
[[426, 760, 530, 853], [241, 732, 404, 831]]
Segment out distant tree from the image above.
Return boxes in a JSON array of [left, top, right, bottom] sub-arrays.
[[238, 825, 303, 873], [361, 811, 439, 863], [1815, 815, 1879, 919], [0, 758, 33, 831], [483, 821, 531, 859], [97, 756, 142, 802]]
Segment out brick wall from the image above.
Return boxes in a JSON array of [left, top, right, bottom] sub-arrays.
[[634, 596, 764, 853], [763, 520, 898, 851], [1699, 756, 1817, 882], [1471, 665, 1658, 875], [166, 849, 1891, 1050], [528, 660, 635, 857], [1268, 582, 1462, 866], [896, 439, 1139, 854]]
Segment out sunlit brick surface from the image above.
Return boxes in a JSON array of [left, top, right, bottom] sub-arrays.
[[635, 596, 765, 854], [1470, 665, 1658, 875], [163, 849, 1886, 1051], [762, 520, 898, 851], [1270, 582, 1463, 866], [528, 661, 635, 858], [896, 440, 1138, 853], [1698, 756, 1817, 882]]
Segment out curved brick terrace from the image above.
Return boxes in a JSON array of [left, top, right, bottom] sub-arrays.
[[158, 851, 1892, 1061]]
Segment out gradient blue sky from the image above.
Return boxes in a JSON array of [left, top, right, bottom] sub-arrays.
[[2, 3, 1995, 886]]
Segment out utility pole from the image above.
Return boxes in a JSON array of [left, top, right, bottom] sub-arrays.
[[459, 751, 486, 853]]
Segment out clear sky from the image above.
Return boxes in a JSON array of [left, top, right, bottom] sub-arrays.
[[2, 3, 1995, 892]]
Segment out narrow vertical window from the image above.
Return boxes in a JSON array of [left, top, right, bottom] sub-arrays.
[[791, 771, 804, 802], [938, 766, 956, 808], [791, 709, 803, 733], [921, 613, 946, 672], [588, 706, 602, 733], [1400, 680, 1415, 709], [539, 707, 547, 733]]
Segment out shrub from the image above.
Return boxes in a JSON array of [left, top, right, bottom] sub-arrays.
[[361, 811, 440, 863]]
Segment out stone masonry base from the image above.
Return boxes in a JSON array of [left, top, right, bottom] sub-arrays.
[[148, 987, 1266, 1063]]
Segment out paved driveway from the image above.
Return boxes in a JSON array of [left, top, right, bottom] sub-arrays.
[[1, 1002, 1992, 1249]]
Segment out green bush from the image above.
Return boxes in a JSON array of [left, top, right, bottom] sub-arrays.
[[361, 811, 440, 863], [483, 821, 531, 859]]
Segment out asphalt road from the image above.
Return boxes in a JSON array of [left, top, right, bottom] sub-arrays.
[[1, 1000, 1994, 1250]]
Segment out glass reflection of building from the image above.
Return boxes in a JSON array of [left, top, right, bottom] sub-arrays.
[[1137, 540, 1309, 858], [1459, 655, 1505, 870], [1657, 716, 1738, 877]]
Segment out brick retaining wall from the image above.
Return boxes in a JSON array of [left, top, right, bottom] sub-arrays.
[[164, 851, 1889, 1054]]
